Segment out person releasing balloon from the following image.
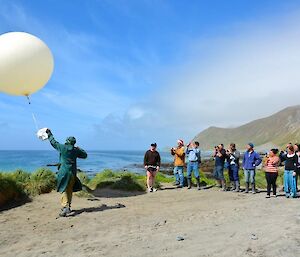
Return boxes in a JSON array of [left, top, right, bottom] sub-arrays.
[[46, 129, 88, 217]]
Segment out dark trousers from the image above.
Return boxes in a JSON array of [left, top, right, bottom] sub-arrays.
[[265, 172, 278, 196], [228, 164, 239, 182]]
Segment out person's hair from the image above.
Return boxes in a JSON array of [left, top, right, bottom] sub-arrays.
[[194, 141, 199, 146], [294, 143, 300, 150], [270, 148, 279, 155], [288, 145, 294, 152], [230, 143, 236, 148]]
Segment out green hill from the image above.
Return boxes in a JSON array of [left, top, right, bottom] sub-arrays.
[[193, 105, 300, 151]]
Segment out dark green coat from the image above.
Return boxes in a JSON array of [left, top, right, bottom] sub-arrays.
[[48, 133, 88, 193]]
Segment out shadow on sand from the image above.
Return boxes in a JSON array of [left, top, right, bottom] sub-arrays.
[[68, 203, 126, 217], [91, 188, 146, 198], [0, 196, 32, 212], [160, 184, 214, 191]]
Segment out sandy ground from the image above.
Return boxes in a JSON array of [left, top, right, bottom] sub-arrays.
[[1, 185, 300, 257]]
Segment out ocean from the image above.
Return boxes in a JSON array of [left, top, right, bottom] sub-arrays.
[[0, 150, 213, 176], [0, 150, 175, 175]]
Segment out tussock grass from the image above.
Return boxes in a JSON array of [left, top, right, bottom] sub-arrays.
[[25, 168, 56, 196], [0, 168, 56, 207], [88, 170, 146, 191], [0, 173, 26, 207], [87, 169, 178, 191]]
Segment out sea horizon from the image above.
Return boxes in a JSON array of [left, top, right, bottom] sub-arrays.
[[0, 149, 213, 175], [0, 150, 174, 175]]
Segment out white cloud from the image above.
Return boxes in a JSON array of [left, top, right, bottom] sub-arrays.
[[94, 9, 300, 149], [156, 10, 300, 130]]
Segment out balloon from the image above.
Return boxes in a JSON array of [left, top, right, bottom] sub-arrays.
[[0, 32, 54, 96]]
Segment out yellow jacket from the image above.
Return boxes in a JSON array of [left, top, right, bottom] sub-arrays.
[[172, 147, 185, 166]]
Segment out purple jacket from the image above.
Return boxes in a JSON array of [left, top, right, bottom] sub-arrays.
[[242, 151, 262, 170]]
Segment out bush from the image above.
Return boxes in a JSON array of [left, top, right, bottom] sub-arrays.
[[26, 168, 56, 196], [111, 173, 145, 191], [10, 169, 31, 185], [88, 170, 177, 191], [77, 170, 90, 186], [88, 169, 117, 190], [0, 173, 26, 207], [88, 170, 145, 191]]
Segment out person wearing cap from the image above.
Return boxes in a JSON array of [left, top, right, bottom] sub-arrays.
[[186, 141, 201, 190], [242, 143, 262, 194], [213, 144, 227, 191], [171, 139, 185, 188], [144, 143, 161, 192], [46, 129, 88, 217]]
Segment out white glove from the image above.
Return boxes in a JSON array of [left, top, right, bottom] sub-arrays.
[[37, 128, 49, 141]]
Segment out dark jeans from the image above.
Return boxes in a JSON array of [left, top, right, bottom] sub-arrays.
[[265, 172, 278, 196], [228, 164, 239, 182]]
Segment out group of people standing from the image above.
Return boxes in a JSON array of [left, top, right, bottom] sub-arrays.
[[143, 140, 300, 198], [172, 140, 201, 189], [143, 140, 202, 192]]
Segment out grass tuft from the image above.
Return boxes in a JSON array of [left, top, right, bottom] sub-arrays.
[[25, 168, 56, 196]]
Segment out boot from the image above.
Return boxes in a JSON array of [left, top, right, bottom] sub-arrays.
[[187, 178, 192, 189], [196, 177, 201, 190], [59, 207, 71, 217], [231, 181, 236, 191], [245, 182, 249, 193], [221, 180, 227, 191], [234, 181, 240, 192], [251, 183, 256, 194]]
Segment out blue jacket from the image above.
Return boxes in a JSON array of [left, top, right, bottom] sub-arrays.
[[242, 151, 262, 170]]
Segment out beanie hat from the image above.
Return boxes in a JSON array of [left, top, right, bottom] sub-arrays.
[[66, 136, 76, 145], [177, 139, 184, 146]]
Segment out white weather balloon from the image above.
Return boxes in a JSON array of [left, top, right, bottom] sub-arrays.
[[0, 32, 54, 96]]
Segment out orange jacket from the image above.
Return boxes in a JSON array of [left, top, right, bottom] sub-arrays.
[[172, 147, 185, 166]]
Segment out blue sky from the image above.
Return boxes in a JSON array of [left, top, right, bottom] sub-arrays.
[[1, 0, 300, 150]]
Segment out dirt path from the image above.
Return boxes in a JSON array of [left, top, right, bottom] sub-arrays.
[[1, 186, 300, 257]]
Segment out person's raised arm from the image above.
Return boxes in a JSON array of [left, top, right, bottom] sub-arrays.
[[279, 151, 287, 162], [233, 151, 240, 159], [197, 149, 201, 163], [176, 148, 185, 157], [46, 129, 63, 152], [186, 147, 190, 155], [217, 149, 226, 158]]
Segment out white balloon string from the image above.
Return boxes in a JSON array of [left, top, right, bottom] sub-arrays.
[[26, 95, 39, 131], [31, 112, 39, 131]]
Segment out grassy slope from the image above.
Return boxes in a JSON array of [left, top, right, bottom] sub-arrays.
[[194, 105, 300, 150]]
